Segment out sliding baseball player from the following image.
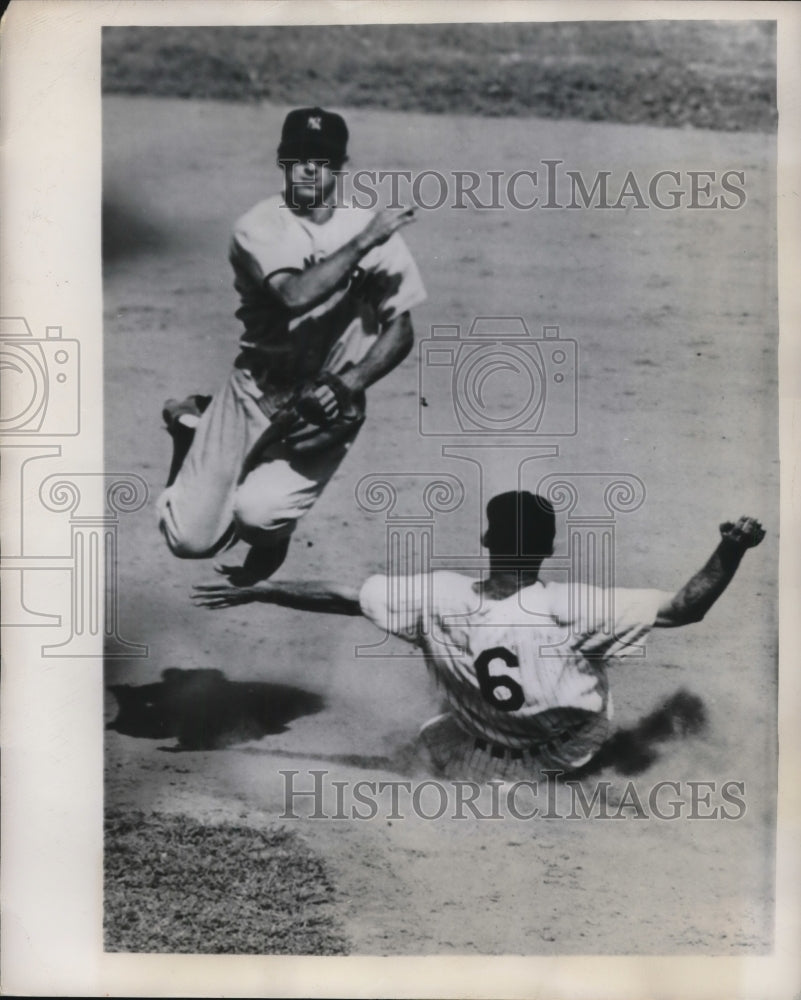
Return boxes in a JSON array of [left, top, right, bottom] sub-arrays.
[[193, 490, 765, 780]]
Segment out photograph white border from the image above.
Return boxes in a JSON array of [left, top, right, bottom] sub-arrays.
[[1, 1, 799, 996]]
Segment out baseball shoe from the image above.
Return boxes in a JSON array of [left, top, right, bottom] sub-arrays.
[[162, 394, 212, 435]]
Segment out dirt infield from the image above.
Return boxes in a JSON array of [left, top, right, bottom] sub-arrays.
[[104, 96, 777, 954]]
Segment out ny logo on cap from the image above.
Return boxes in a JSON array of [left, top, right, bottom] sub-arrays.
[[307, 116, 322, 130]]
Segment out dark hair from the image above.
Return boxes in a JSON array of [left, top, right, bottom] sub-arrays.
[[485, 491, 555, 557]]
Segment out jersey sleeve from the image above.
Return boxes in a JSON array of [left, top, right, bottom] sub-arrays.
[[357, 233, 427, 325], [548, 583, 672, 659], [358, 573, 426, 644], [229, 206, 308, 286]]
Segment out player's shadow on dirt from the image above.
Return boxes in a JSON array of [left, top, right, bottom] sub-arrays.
[[106, 668, 325, 751], [236, 746, 403, 772], [574, 689, 708, 778]]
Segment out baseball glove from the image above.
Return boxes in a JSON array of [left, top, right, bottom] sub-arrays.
[[284, 372, 366, 455], [240, 372, 365, 481]]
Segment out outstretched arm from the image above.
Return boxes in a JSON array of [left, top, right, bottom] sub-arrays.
[[193, 579, 362, 616], [654, 516, 766, 628]]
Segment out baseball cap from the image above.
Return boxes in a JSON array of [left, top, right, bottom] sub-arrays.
[[277, 107, 349, 164]]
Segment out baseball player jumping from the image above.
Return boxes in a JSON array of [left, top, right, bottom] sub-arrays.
[[158, 107, 426, 584], [193, 491, 766, 780]]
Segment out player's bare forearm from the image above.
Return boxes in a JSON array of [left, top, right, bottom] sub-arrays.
[[269, 236, 372, 316], [193, 579, 362, 616], [654, 516, 765, 628], [269, 207, 416, 317], [337, 312, 415, 393]]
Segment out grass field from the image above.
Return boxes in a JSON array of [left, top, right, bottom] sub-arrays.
[[105, 810, 347, 953], [102, 21, 776, 132]]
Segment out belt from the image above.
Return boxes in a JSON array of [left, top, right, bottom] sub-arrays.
[[473, 721, 589, 761]]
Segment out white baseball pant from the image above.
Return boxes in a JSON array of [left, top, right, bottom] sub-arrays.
[[157, 366, 358, 558]]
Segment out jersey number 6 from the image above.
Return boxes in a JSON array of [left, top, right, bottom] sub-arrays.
[[474, 646, 525, 712]]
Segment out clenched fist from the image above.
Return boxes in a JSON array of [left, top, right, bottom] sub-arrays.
[[719, 517, 766, 550]]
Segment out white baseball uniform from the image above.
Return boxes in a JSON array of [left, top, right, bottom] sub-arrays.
[[359, 571, 671, 777], [158, 196, 426, 557]]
